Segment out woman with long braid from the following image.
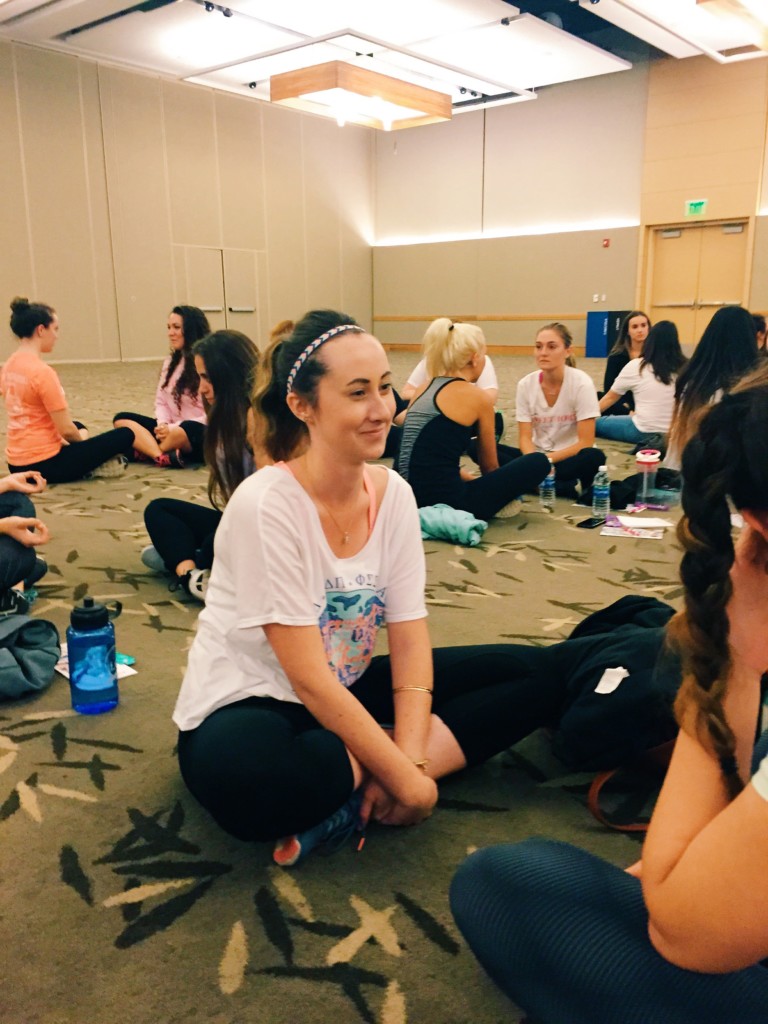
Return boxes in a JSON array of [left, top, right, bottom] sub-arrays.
[[450, 363, 768, 1024]]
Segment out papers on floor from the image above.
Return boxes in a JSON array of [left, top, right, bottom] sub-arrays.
[[600, 513, 672, 540], [55, 643, 138, 680]]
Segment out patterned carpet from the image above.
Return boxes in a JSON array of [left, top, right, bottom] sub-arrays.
[[0, 354, 682, 1024]]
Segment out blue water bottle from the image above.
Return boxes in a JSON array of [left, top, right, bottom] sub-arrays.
[[67, 597, 121, 714]]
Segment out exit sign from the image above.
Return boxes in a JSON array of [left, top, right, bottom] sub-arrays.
[[685, 199, 708, 216]]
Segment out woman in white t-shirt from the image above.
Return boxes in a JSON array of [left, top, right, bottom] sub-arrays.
[[174, 310, 567, 867], [595, 321, 686, 449], [509, 323, 604, 496], [451, 364, 768, 1023]]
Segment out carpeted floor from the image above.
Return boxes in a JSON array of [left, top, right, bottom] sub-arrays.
[[0, 353, 683, 1024]]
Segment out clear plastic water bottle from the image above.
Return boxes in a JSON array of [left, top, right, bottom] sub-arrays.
[[67, 597, 121, 714], [592, 465, 611, 520], [539, 465, 556, 512]]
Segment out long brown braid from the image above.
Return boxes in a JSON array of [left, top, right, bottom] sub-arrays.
[[668, 363, 768, 800]]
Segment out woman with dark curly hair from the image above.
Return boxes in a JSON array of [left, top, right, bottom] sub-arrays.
[[450, 362, 768, 1024], [113, 305, 210, 467]]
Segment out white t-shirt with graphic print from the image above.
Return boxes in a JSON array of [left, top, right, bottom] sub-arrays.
[[173, 465, 427, 730], [516, 366, 600, 453]]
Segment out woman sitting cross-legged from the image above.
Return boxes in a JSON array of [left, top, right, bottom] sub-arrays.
[[2, 298, 134, 483], [396, 318, 549, 519], [113, 305, 210, 468], [142, 329, 259, 600], [502, 323, 604, 498], [595, 319, 687, 452], [0, 471, 50, 613], [450, 362, 768, 1024], [173, 309, 589, 868]]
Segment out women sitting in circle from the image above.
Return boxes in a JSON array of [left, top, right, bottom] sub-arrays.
[[0, 470, 49, 614], [666, 304, 758, 471], [142, 329, 259, 600], [2, 298, 135, 483], [601, 310, 650, 416], [595, 320, 687, 451], [507, 323, 604, 498], [173, 309, 573, 868], [396, 318, 549, 519], [113, 305, 210, 468], [450, 361, 768, 1024]]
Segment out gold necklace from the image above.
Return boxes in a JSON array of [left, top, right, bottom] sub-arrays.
[[304, 466, 365, 545]]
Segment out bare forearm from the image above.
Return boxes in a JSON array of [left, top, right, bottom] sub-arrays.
[[390, 622, 433, 763]]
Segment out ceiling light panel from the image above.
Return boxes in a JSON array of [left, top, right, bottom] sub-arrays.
[[225, 0, 517, 45], [411, 14, 631, 91], [48, 2, 300, 75], [602, 0, 767, 57], [581, 0, 701, 57], [190, 32, 518, 103]]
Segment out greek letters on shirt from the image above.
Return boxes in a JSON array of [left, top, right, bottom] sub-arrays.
[[318, 573, 386, 688]]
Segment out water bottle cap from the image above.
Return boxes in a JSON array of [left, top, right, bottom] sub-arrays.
[[70, 596, 109, 629], [636, 449, 661, 465]]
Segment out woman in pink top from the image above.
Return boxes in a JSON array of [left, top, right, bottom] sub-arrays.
[[113, 305, 210, 468], [2, 297, 135, 483]]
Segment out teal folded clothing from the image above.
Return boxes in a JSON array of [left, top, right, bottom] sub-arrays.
[[419, 504, 488, 546]]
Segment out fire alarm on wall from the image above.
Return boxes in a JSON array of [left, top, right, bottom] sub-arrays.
[[602, 238, 610, 248]]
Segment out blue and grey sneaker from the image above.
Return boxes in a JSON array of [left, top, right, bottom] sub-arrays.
[[273, 792, 363, 868], [141, 545, 166, 573]]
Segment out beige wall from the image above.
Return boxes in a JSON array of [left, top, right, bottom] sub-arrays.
[[373, 65, 649, 349], [373, 226, 640, 351], [0, 41, 374, 362], [642, 55, 768, 226]]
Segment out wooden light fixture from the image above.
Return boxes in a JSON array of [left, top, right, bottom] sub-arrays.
[[270, 61, 452, 131]]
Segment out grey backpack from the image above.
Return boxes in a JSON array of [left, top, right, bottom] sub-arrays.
[[0, 613, 61, 700]]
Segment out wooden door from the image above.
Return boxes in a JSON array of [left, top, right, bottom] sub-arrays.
[[648, 222, 748, 348], [649, 228, 700, 345], [694, 223, 748, 339]]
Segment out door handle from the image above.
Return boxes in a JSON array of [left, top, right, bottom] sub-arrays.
[[228, 307, 255, 313], [200, 306, 224, 312]]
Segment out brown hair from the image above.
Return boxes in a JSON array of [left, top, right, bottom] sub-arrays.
[[668, 361, 768, 800], [536, 322, 577, 367]]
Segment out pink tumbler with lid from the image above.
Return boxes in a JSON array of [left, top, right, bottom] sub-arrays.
[[636, 449, 661, 502]]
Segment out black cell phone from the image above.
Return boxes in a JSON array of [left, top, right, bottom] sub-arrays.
[[577, 516, 606, 529]]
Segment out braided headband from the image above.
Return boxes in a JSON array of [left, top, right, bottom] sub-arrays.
[[285, 323, 365, 396]]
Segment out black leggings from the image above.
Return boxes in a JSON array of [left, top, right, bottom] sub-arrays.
[[450, 838, 768, 1024], [498, 444, 605, 493], [113, 412, 205, 463], [177, 643, 567, 842], [9, 427, 134, 484], [144, 498, 221, 571], [0, 492, 38, 590]]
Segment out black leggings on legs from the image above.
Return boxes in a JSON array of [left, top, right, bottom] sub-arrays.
[[144, 498, 221, 571], [498, 444, 605, 494], [177, 643, 566, 843], [450, 838, 768, 1024], [114, 412, 205, 463], [8, 427, 135, 484], [0, 492, 38, 590]]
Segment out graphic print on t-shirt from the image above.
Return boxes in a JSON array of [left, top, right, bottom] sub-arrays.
[[318, 573, 386, 687]]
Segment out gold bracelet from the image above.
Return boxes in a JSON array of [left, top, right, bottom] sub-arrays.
[[392, 686, 433, 695], [411, 759, 431, 773]]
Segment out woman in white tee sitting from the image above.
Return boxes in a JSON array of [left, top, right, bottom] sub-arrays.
[[173, 310, 566, 868], [505, 323, 604, 497], [596, 320, 687, 450]]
